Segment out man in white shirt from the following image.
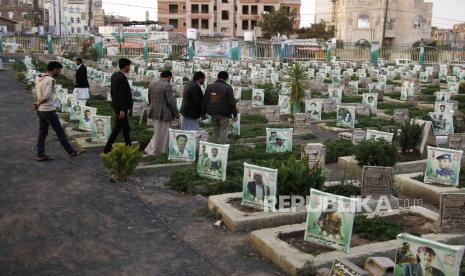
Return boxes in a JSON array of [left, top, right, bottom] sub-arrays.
[[73, 58, 89, 100]]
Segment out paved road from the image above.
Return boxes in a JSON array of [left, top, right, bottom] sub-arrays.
[[0, 65, 282, 275]]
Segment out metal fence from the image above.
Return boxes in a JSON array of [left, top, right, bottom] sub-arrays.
[[3, 35, 465, 64]]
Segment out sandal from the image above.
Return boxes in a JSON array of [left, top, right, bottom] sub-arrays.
[[70, 149, 86, 158], [37, 155, 54, 162]]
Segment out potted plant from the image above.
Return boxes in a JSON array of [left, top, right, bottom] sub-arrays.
[[285, 63, 310, 114]]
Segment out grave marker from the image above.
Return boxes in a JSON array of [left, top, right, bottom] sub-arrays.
[[393, 108, 409, 123], [265, 106, 280, 123], [361, 166, 393, 198], [293, 113, 310, 132], [301, 143, 325, 169], [439, 192, 465, 233], [329, 259, 369, 276]]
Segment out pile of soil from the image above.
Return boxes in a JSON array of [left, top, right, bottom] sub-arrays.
[[227, 197, 263, 214]]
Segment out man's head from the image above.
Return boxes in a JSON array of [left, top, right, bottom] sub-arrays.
[[218, 71, 229, 81], [75, 57, 83, 66], [275, 135, 284, 146], [368, 96, 374, 103], [47, 61, 63, 77], [84, 110, 91, 118], [311, 103, 317, 108], [211, 147, 218, 157], [437, 154, 452, 169], [440, 105, 446, 112], [118, 58, 131, 73], [402, 242, 410, 250], [253, 173, 263, 185], [193, 71, 205, 85], [417, 246, 436, 267], [176, 134, 188, 150], [96, 119, 105, 133], [161, 70, 173, 82]]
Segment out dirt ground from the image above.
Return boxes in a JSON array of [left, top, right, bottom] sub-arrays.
[[0, 64, 284, 275]]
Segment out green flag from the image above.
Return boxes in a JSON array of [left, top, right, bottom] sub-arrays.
[[0, 33, 3, 54], [143, 39, 148, 61], [95, 36, 103, 59], [371, 42, 379, 67], [231, 40, 240, 61], [279, 42, 285, 62], [188, 39, 194, 60], [47, 34, 53, 54]]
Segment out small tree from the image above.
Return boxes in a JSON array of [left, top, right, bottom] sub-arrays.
[[284, 63, 310, 113], [259, 7, 295, 39], [296, 22, 335, 41], [101, 143, 143, 182], [271, 155, 325, 197], [354, 139, 399, 167], [398, 120, 424, 154]]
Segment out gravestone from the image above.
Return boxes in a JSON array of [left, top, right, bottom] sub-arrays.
[[439, 192, 465, 233], [406, 95, 419, 105], [352, 130, 366, 145], [361, 166, 393, 198], [383, 84, 394, 94], [293, 113, 310, 132], [237, 101, 252, 114], [265, 106, 280, 123], [329, 259, 369, 276], [448, 133, 465, 151], [414, 119, 437, 155], [393, 108, 409, 123], [301, 143, 325, 169], [356, 104, 371, 116], [323, 99, 337, 113]]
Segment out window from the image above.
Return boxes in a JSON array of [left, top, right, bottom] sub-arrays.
[[169, 4, 178, 14], [242, 5, 249, 15], [69, 8, 74, 13], [251, 5, 258, 15], [21, 12, 27, 19], [71, 27, 74, 33], [76, 17, 80, 23], [386, 18, 395, 30], [263, 5, 274, 13], [281, 6, 290, 13], [222, 10, 229, 20], [84, 26, 88, 30], [70, 17, 74, 23], [8, 11, 14, 19], [169, 19, 178, 28], [201, 5, 209, 13], [221, 27, 229, 33], [191, 4, 199, 13], [191, 19, 199, 29], [222, 0, 229, 3], [201, 19, 209, 29], [242, 20, 249, 30], [251, 20, 257, 29], [357, 13, 370, 29], [76, 7, 80, 13], [414, 15, 425, 29], [77, 27, 81, 33]]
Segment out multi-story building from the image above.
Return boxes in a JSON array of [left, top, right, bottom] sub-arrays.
[[316, 0, 433, 47], [61, 0, 91, 35], [432, 23, 465, 50], [0, 0, 49, 33], [157, 0, 301, 38]]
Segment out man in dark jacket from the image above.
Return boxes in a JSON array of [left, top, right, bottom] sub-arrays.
[[201, 71, 237, 144], [73, 57, 90, 100], [103, 58, 133, 153], [180, 71, 205, 130]]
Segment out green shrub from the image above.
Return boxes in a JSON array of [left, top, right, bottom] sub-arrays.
[[323, 184, 361, 197], [258, 83, 280, 105], [16, 72, 26, 82], [324, 140, 356, 163], [378, 102, 412, 110], [321, 111, 336, 120], [342, 95, 362, 103], [354, 215, 404, 242], [399, 120, 424, 153], [270, 155, 325, 196], [241, 88, 252, 100], [240, 114, 268, 125], [100, 143, 143, 181], [354, 139, 399, 166]]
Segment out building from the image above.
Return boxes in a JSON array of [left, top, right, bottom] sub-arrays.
[[0, 0, 49, 33], [314, 0, 331, 23], [432, 24, 465, 50], [316, 0, 433, 47], [60, 0, 91, 35], [104, 14, 130, 25], [0, 16, 18, 33], [157, 0, 301, 38]]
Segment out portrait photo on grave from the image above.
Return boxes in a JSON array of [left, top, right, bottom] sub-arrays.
[[252, 89, 265, 107], [361, 166, 393, 198], [424, 146, 463, 187], [278, 95, 291, 115], [241, 163, 278, 211], [90, 115, 111, 143], [304, 189, 357, 253], [229, 113, 240, 136], [197, 141, 229, 181], [301, 143, 325, 169], [366, 129, 394, 144], [362, 93, 378, 110], [429, 112, 454, 137], [336, 105, 356, 129], [78, 106, 97, 131], [394, 233, 465, 276], [266, 128, 293, 153], [168, 129, 197, 162], [305, 99, 323, 121]]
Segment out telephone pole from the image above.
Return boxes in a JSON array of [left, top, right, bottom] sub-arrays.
[[33, 0, 40, 51], [381, 0, 389, 48]]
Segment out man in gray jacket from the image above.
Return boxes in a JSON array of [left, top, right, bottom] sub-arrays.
[[144, 70, 180, 155], [201, 71, 237, 144]]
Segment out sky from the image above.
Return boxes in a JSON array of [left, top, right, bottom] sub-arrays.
[[102, 0, 465, 29]]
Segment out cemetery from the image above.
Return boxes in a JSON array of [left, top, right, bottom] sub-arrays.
[[10, 47, 465, 275]]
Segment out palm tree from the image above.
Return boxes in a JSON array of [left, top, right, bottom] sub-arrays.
[[285, 63, 310, 113]]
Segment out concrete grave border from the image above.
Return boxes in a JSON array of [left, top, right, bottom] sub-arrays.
[[338, 156, 427, 178], [250, 207, 465, 276]]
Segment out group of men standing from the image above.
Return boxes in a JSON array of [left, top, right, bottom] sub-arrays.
[[34, 57, 238, 160]]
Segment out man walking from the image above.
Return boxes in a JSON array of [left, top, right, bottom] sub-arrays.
[[201, 71, 237, 144], [103, 58, 133, 153], [35, 61, 84, 161], [144, 70, 179, 155], [73, 57, 89, 100], [180, 71, 205, 130]]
